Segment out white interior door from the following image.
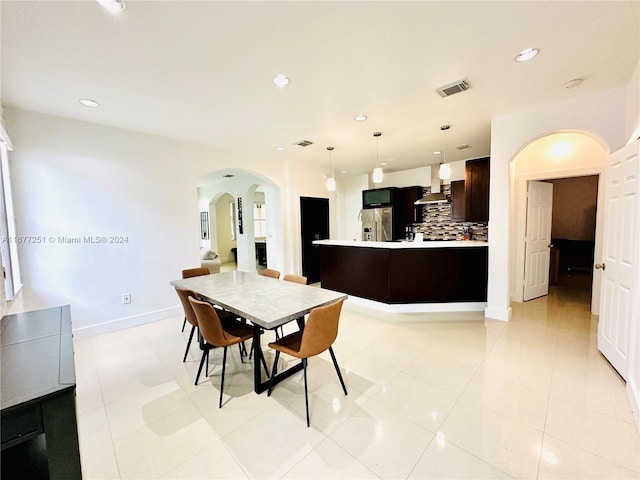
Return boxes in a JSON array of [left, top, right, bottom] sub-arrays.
[[598, 141, 639, 380], [523, 181, 554, 301]]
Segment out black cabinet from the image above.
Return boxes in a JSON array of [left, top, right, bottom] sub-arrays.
[[1, 306, 82, 480], [465, 157, 490, 222]]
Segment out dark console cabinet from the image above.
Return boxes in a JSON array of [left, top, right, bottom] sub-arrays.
[[1, 305, 82, 480]]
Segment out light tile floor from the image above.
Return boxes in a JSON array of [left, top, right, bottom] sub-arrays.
[[73, 274, 639, 479]]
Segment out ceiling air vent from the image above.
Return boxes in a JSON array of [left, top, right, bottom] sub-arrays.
[[295, 140, 313, 147], [456, 144, 472, 151], [436, 78, 471, 98]]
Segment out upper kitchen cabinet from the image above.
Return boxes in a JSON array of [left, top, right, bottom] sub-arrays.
[[450, 180, 466, 222], [464, 157, 490, 222]]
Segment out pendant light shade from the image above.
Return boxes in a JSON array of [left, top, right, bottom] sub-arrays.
[[438, 124, 451, 180], [439, 162, 451, 180], [372, 132, 383, 184], [372, 167, 383, 183], [326, 146, 336, 191]]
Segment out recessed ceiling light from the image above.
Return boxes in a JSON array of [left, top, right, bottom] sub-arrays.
[[381, 162, 388, 166], [96, 0, 125, 13], [354, 114, 368, 122], [79, 98, 100, 108], [273, 74, 290, 87], [432, 150, 442, 155], [564, 78, 584, 89], [515, 48, 539, 62], [276, 146, 285, 151], [341, 170, 347, 174]]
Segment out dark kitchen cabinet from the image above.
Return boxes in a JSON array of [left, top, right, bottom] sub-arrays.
[[464, 157, 490, 222], [450, 180, 465, 222]]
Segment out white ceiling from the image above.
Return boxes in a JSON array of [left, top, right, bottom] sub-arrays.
[[2, 1, 638, 177]]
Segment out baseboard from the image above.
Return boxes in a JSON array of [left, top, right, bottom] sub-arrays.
[[72, 306, 182, 339], [627, 377, 640, 432], [345, 295, 487, 314], [484, 305, 512, 321]]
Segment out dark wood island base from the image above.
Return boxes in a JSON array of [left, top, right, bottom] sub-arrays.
[[317, 242, 488, 306]]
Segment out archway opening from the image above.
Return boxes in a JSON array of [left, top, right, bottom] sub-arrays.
[[197, 169, 282, 273], [511, 131, 608, 313]]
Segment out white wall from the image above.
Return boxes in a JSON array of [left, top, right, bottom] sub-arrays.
[[335, 174, 368, 241], [627, 60, 640, 143], [487, 87, 629, 321], [5, 108, 328, 335], [374, 166, 429, 189]]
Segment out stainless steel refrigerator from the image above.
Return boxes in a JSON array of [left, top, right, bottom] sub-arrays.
[[361, 207, 393, 241]]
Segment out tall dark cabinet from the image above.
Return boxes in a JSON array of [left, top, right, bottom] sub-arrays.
[[450, 180, 466, 222], [464, 157, 490, 223]]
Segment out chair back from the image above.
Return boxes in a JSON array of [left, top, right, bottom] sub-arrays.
[[298, 298, 344, 357], [283, 274, 307, 285], [188, 297, 231, 347], [182, 267, 210, 279], [175, 286, 200, 327], [262, 268, 281, 279]]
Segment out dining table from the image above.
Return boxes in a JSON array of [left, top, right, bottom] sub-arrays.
[[170, 270, 347, 394]]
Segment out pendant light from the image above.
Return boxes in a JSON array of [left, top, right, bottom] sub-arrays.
[[326, 146, 336, 191], [439, 124, 451, 180], [372, 132, 383, 184], [415, 124, 451, 205]]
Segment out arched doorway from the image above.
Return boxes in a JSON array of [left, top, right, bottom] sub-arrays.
[[197, 169, 282, 273], [511, 131, 608, 313]]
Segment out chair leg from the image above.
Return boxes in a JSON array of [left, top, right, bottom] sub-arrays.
[[329, 346, 348, 395], [238, 343, 244, 362], [248, 339, 254, 359], [267, 351, 280, 396], [181, 316, 187, 332], [205, 349, 210, 378], [219, 346, 228, 408], [302, 358, 310, 427], [183, 325, 196, 362], [195, 349, 207, 385]]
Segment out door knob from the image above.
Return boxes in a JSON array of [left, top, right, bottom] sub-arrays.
[[547, 244, 554, 248], [595, 263, 605, 270]]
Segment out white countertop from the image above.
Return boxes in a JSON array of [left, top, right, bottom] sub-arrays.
[[313, 239, 488, 248]]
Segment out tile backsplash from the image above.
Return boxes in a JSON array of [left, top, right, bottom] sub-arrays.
[[413, 184, 488, 241]]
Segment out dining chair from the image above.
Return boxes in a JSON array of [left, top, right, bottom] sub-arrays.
[[282, 273, 307, 285], [180, 267, 210, 331], [267, 298, 347, 427], [189, 297, 269, 407], [262, 268, 281, 279], [279, 273, 308, 336], [175, 285, 240, 362]]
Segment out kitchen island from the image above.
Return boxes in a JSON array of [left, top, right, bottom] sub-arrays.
[[314, 239, 488, 312]]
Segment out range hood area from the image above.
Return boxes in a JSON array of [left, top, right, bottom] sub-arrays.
[[414, 164, 449, 205]]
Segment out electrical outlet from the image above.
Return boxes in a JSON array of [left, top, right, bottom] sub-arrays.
[[122, 293, 131, 304]]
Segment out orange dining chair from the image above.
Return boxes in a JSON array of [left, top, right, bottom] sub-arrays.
[[267, 298, 347, 427], [189, 297, 269, 407], [175, 285, 240, 363], [247, 267, 282, 359], [279, 273, 308, 336], [283, 273, 307, 285], [180, 267, 210, 331], [262, 268, 281, 279]]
